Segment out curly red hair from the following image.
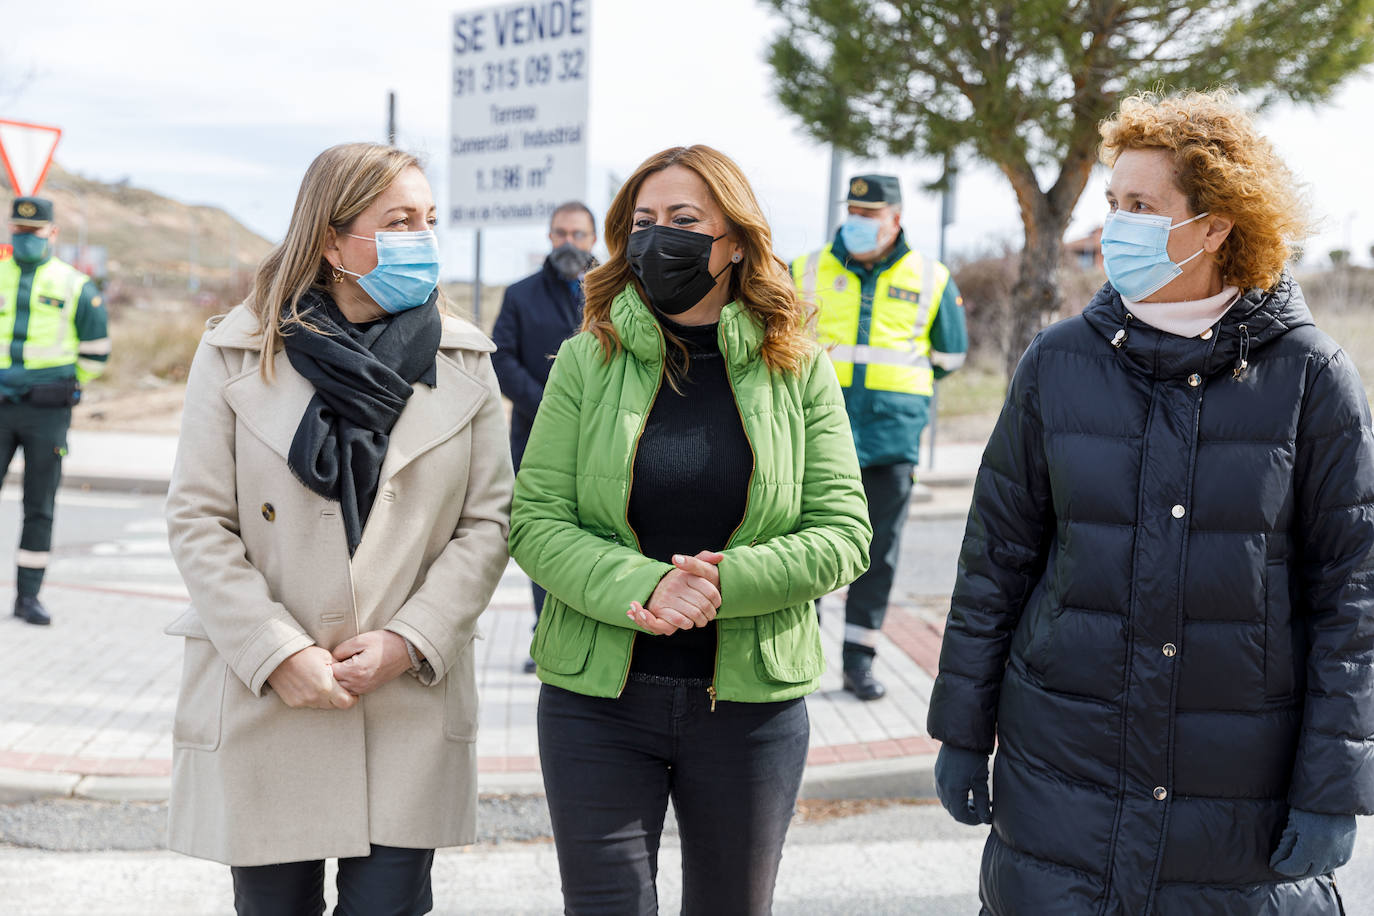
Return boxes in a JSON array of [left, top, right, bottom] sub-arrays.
[[1099, 90, 1310, 292]]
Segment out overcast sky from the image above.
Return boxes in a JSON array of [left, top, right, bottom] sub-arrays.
[[8, 0, 1374, 284]]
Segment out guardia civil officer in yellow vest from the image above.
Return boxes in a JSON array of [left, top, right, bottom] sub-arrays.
[[791, 174, 967, 700], [0, 197, 110, 625]]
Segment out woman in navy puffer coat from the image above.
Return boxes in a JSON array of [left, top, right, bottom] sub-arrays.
[[928, 90, 1374, 914]]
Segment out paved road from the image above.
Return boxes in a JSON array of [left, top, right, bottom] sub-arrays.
[[0, 487, 183, 600], [0, 490, 970, 614], [6, 492, 1374, 914], [5, 801, 1374, 915], [893, 513, 965, 605], [0, 802, 983, 915]]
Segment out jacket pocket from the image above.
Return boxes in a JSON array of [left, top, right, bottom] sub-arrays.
[[530, 598, 596, 675], [755, 604, 825, 684], [1265, 561, 1297, 699], [444, 634, 479, 742], [165, 608, 226, 751]]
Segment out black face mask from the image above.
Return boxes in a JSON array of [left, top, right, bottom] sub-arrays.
[[625, 225, 730, 316], [549, 243, 595, 281]]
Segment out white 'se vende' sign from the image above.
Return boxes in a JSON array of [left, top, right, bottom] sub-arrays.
[[449, 0, 590, 229]]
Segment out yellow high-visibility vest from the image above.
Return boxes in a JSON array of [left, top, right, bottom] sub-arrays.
[[792, 244, 950, 396], [0, 256, 98, 375]]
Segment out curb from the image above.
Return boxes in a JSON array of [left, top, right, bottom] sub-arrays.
[[0, 755, 942, 806], [800, 753, 938, 801], [0, 769, 171, 804], [4, 471, 170, 496]]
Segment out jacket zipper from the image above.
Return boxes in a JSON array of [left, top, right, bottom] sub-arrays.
[[617, 330, 666, 697], [711, 331, 758, 712]]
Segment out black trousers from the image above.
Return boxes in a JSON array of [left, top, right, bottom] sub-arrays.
[[538, 679, 810, 916], [0, 402, 69, 598], [532, 580, 548, 627], [841, 461, 914, 671], [230, 844, 434, 916]]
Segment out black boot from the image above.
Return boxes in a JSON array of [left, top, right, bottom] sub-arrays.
[[843, 667, 886, 701], [14, 595, 51, 626]]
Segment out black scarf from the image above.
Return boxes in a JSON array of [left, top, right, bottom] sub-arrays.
[[283, 287, 442, 553]]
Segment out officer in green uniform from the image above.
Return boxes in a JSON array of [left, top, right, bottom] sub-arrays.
[[791, 175, 967, 700], [0, 197, 110, 625]]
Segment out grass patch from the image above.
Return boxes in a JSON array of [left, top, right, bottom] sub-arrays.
[[101, 306, 214, 388], [935, 366, 1008, 419]]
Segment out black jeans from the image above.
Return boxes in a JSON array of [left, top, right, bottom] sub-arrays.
[[230, 844, 434, 916], [841, 461, 914, 671], [538, 679, 810, 916]]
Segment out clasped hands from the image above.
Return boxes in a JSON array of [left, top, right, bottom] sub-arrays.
[[627, 551, 725, 636], [266, 630, 414, 709]]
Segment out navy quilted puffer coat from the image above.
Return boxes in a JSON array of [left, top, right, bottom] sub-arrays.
[[928, 277, 1374, 914]]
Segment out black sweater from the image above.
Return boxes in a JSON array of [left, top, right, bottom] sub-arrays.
[[627, 316, 753, 679]]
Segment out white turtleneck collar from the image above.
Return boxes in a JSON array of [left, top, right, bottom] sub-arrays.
[[1123, 285, 1242, 338]]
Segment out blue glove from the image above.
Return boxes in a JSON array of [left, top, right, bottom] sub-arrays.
[[934, 744, 992, 826], [1270, 808, 1357, 878]]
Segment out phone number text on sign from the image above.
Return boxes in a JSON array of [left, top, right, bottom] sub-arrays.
[[449, 0, 590, 229]]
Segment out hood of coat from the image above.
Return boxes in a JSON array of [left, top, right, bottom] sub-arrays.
[[1081, 273, 1314, 382], [204, 299, 496, 355], [609, 283, 765, 372]]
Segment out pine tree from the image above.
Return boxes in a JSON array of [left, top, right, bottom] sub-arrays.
[[764, 0, 1374, 378]]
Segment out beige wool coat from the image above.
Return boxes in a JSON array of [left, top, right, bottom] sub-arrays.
[[164, 302, 513, 867]]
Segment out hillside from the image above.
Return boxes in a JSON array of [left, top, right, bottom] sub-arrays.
[[2, 162, 275, 294], [1, 163, 278, 432]]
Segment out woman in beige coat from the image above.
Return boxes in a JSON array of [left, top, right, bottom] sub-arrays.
[[165, 142, 512, 915]]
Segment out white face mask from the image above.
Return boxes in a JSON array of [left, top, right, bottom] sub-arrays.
[[1100, 209, 1210, 301], [337, 230, 441, 313]]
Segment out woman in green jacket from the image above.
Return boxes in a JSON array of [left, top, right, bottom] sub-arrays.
[[509, 145, 871, 915]]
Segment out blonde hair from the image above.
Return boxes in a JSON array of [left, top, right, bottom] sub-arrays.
[[582, 145, 813, 380], [1099, 90, 1310, 292], [246, 142, 423, 378]]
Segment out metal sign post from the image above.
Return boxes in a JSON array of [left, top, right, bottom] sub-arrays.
[[927, 156, 957, 471], [449, 0, 591, 322]]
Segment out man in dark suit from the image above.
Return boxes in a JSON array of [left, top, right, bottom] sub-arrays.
[[492, 201, 597, 672]]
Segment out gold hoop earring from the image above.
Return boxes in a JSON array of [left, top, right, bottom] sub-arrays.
[[329, 263, 345, 283]]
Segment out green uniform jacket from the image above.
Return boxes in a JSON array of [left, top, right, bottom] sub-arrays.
[[790, 230, 968, 467], [0, 254, 110, 399], [509, 284, 872, 702]]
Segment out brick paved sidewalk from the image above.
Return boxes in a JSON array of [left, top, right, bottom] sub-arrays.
[[0, 559, 954, 801]]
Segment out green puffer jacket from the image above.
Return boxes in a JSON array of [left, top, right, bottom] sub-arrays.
[[509, 284, 872, 703]]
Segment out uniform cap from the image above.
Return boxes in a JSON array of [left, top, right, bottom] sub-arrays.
[[11, 197, 53, 227], [846, 175, 901, 209]]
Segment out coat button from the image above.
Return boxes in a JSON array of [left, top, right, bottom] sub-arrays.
[[261, 503, 276, 522], [1200, 328, 1214, 340], [1188, 373, 1201, 387], [1153, 786, 1168, 801], [1162, 643, 1177, 657], [1171, 504, 1185, 519]]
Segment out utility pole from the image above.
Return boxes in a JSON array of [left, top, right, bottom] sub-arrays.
[[825, 146, 845, 237], [927, 155, 957, 471], [188, 210, 200, 294], [387, 91, 397, 146], [473, 231, 484, 328], [229, 219, 239, 293]]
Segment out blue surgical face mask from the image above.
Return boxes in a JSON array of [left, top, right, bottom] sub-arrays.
[[339, 229, 441, 314], [839, 214, 882, 255], [11, 232, 50, 264], [1100, 209, 1210, 301]]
